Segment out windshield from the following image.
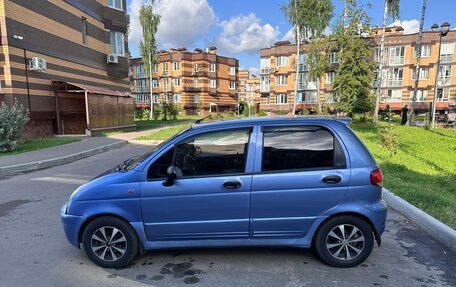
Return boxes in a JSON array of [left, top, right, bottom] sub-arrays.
[[123, 126, 192, 170]]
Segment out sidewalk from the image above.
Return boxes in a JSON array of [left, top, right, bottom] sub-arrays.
[[106, 124, 178, 146], [0, 137, 127, 175]]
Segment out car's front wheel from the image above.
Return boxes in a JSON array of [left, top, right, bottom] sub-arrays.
[[82, 216, 138, 268], [314, 215, 374, 268]]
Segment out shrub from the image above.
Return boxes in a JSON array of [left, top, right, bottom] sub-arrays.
[[378, 106, 399, 157], [135, 108, 144, 120], [275, 110, 288, 116], [0, 100, 29, 152], [152, 106, 161, 120], [169, 104, 182, 120], [257, 110, 267, 116], [239, 101, 247, 115], [300, 108, 310, 115]]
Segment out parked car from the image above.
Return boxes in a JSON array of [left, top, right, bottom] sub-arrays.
[[61, 117, 387, 268]]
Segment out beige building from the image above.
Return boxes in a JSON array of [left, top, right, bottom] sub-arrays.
[[130, 47, 239, 114], [259, 27, 456, 115]]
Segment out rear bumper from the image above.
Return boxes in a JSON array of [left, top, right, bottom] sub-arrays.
[[61, 204, 86, 248], [363, 199, 388, 246]]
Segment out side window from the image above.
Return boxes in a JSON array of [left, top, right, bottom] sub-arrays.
[[175, 129, 251, 177], [262, 126, 345, 172], [147, 148, 174, 179]]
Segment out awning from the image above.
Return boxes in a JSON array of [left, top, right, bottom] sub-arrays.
[[53, 81, 131, 97]]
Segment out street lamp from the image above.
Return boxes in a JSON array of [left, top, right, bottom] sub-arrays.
[[431, 22, 451, 128]]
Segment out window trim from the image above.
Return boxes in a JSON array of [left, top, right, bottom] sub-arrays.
[[258, 125, 347, 174], [108, 0, 124, 11], [146, 127, 254, 181], [81, 17, 88, 46]]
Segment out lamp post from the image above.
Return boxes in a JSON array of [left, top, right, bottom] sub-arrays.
[[431, 22, 450, 129]]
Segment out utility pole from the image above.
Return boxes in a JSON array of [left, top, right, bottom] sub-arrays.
[[292, 0, 300, 116]]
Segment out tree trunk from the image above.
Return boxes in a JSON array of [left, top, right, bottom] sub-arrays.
[[148, 52, 154, 120], [408, 0, 427, 125], [374, 0, 389, 123], [293, 25, 300, 116], [317, 78, 322, 114]]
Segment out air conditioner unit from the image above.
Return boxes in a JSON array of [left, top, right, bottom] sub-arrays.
[[29, 57, 46, 71], [107, 54, 118, 64]]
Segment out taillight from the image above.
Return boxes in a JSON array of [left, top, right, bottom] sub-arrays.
[[370, 168, 383, 186]]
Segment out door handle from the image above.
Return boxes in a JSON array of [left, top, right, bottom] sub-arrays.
[[322, 175, 342, 184], [223, 180, 242, 189]]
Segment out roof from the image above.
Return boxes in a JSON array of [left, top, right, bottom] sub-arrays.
[[65, 82, 131, 97], [192, 116, 352, 130]]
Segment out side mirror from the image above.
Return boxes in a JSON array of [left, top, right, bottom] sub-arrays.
[[163, 165, 178, 187]]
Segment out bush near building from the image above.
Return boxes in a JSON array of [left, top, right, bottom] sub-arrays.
[[0, 101, 29, 153]]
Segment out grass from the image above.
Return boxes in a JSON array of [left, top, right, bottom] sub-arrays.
[[0, 137, 80, 156], [135, 123, 192, 141], [350, 118, 456, 228], [135, 115, 200, 131]]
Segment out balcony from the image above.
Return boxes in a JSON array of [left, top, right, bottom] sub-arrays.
[[387, 79, 403, 87], [438, 78, 451, 86], [298, 64, 308, 72], [260, 67, 270, 74], [297, 83, 306, 90], [440, 54, 453, 63], [389, 56, 405, 66], [184, 86, 201, 93], [135, 87, 150, 93], [260, 85, 270, 93], [162, 71, 169, 77]]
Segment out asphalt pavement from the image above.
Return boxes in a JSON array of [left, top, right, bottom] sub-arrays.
[[0, 144, 454, 287]]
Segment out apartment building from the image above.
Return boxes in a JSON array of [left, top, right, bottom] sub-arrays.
[[130, 47, 239, 114], [0, 0, 133, 138], [259, 27, 456, 114]]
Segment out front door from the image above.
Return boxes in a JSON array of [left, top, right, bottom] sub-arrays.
[[141, 127, 255, 241], [250, 125, 350, 238]]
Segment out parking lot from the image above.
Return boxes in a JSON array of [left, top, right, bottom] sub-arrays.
[[0, 144, 454, 287]]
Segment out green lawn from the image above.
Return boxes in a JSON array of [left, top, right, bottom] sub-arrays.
[[135, 115, 200, 131], [0, 137, 80, 156], [135, 123, 192, 141], [350, 119, 456, 228]]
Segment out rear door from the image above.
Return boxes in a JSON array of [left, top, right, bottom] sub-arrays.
[[250, 124, 350, 238]]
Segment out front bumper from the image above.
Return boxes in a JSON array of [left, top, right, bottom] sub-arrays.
[[60, 204, 86, 248]]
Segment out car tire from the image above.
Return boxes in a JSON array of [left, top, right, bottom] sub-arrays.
[[314, 215, 374, 268], [82, 216, 138, 268]]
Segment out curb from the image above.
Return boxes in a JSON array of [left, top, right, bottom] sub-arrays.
[[0, 140, 128, 175], [382, 188, 456, 252]]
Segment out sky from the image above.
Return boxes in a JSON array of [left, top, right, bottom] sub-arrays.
[[127, 0, 456, 76]]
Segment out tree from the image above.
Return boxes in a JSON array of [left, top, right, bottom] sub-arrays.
[[307, 38, 329, 113], [332, 0, 375, 116], [408, 0, 427, 125], [281, 0, 333, 115], [139, 1, 160, 120], [374, 0, 400, 122], [0, 100, 29, 152]]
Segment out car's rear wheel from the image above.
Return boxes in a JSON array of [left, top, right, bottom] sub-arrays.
[[82, 216, 138, 268], [314, 215, 374, 268]]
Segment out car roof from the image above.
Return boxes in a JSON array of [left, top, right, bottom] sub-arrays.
[[191, 116, 352, 130]]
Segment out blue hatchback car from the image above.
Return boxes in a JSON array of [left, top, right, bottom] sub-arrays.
[[61, 117, 387, 268]]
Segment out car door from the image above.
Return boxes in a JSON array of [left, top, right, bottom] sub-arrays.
[[250, 124, 350, 238], [140, 126, 256, 241]]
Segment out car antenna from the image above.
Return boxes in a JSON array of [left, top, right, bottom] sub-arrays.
[[194, 115, 211, 124]]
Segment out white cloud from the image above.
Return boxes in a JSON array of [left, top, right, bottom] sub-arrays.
[[128, 0, 216, 50], [389, 19, 420, 34], [248, 67, 259, 77], [282, 28, 295, 43], [213, 13, 280, 54]]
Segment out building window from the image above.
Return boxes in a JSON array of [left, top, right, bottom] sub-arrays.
[[194, 78, 199, 88], [193, 63, 199, 72], [440, 43, 454, 63], [229, 67, 236, 75], [298, 54, 308, 71], [110, 31, 124, 56], [437, 88, 450, 101], [296, 92, 305, 103], [162, 62, 168, 72], [296, 91, 317, 103], [108, 0, 123, 11], [152, 79, 159, 88], [414, 45, 431, 58], [410, 90, 428, 102], [411, 68, 430, 80], [276, 75, 288, 86], [325, 72, 335, 84], [265, 95, 270, 105], [163, 79, 169, 92], [229, 81, 236, 90], [387, 68, 403, 87], [172, 77, 181, 87], [210, 62, 216, 72], [81, 17, 87, 45], [389, 46, 405, 65], [329, 52, 339, 64], [172, 62, 180, 71], [135, 64, 144, 78], [276, 94, 288, 104], [374, 47, 381, 62], [194, 94, 199, 103], [173, 93, 181, 103], [438, 65, 452, 86], [210, 79, 217, 88], [276, 56, 288, 67], [260, 58, 271, 74], [153, 64, 158, 73], [386, 89, 402, 102]]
